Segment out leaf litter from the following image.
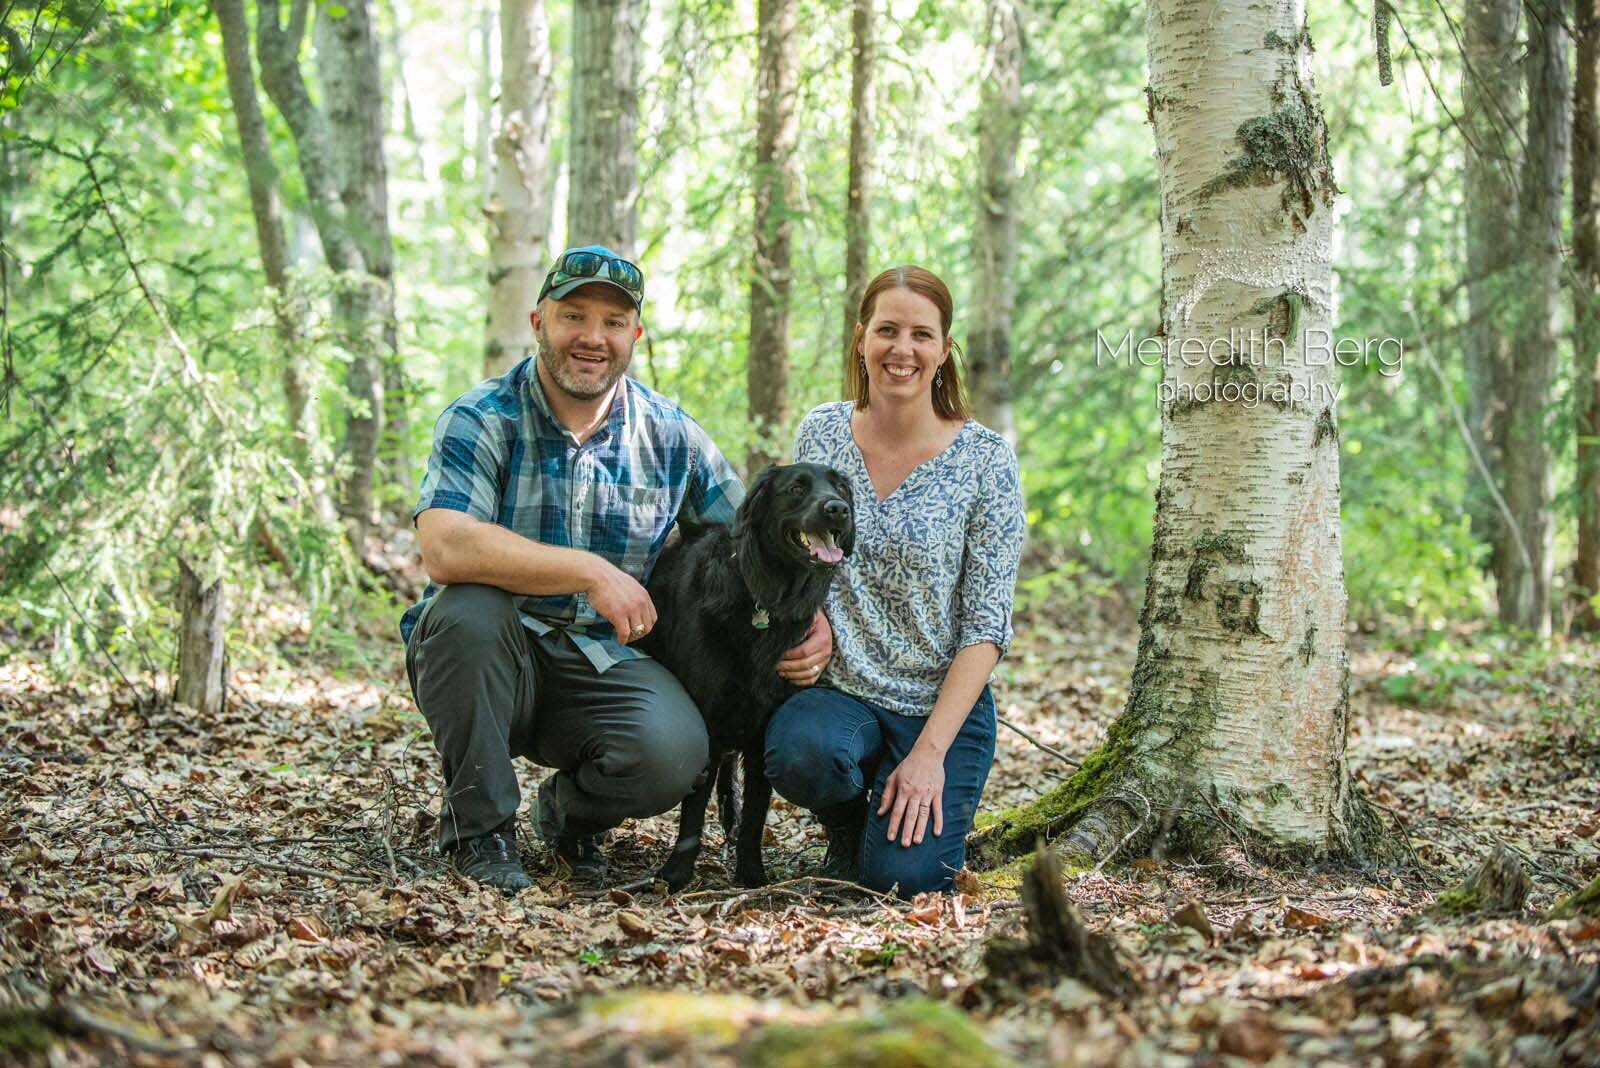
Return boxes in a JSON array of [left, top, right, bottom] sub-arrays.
[[0, 584, 1596, 1065]]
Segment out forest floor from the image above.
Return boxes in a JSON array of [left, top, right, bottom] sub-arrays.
[[1, 575, 1598, 1066]]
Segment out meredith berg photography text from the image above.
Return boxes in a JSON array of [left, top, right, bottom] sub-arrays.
[[1093, 328, 1404, 410]]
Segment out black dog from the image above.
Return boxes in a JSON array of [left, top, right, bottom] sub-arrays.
[[640, 463, 854, 890]]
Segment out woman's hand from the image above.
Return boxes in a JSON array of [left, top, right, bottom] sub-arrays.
[[878, 743, 945, 846], [777, 609, 832, 686]]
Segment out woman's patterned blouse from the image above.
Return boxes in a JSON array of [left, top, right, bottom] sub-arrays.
[[793, 402, 1026, 717]]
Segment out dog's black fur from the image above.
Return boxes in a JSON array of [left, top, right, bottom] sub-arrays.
[[640, 463, 855, 890]]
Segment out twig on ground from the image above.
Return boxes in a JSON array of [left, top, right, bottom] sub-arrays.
[[116, 779, 175, 846], [1092, 790, 1152, 874], [127, 842, 374, 885], [997, 715, 1082, 768], [1369, 797, 1438, 889]]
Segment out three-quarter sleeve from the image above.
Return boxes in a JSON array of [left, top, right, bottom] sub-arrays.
[[955, 441, 1026, 655], [413, 404, 507, 523]]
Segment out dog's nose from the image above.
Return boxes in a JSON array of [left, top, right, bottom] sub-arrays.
[[824, 499, 850, 520]]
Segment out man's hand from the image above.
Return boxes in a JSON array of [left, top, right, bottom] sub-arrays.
[[777, 609, 832, 686], [585, 557, 657, 644]]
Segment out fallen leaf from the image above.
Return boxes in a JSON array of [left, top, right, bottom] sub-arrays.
[[616, 910, 655, 943], [1217, 1011, 1282, 1062], [1171, 901, 1214, 941], [1284, 905, 1331, 930]]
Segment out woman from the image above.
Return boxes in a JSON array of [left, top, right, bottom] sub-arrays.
[[764, 265, 1026, 897]]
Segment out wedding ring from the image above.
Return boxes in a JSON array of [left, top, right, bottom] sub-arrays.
[[810, 664, 821, 675], [631, 625, 646, 636]]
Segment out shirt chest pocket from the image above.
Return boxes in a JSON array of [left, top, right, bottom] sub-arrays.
[[595, 481, 678, 548]]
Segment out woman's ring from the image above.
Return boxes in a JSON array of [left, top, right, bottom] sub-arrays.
[[810, 664, 821, 675], [631, 625, 646, 636]]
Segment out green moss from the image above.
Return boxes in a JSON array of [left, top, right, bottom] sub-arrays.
[[1428, 884, 1485, 917], [743, 999, 1005, 1068], [1549, 872, 1600, 919], [1215, 580, 1263, 635], [1192, 531, 1249, 564], [976, 850, 1094, 899], [0, 1009, 52, 1057], [1198, 102, 1336, 226], [590, 992, 751, 1043]]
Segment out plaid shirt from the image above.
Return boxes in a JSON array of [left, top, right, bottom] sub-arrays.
[[400, 358, 744, 671]]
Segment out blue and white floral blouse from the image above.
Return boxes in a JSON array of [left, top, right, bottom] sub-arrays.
[[793, 402, 1026, 717]]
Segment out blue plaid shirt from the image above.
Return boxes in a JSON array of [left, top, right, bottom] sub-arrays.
[[400, 358, 744, 671]]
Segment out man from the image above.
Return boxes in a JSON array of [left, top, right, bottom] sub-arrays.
[[403, 245, 830, 894]]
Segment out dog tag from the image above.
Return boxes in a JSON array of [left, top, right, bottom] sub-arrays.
[[751, 608, 770, 630]]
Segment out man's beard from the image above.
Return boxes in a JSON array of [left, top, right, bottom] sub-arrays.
[[536, 325, 631, 401]]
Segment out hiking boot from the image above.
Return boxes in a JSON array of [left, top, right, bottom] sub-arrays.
[[816, 798, 866, 882], [450, 826, 534, 895], [535, 772, 610, 889]]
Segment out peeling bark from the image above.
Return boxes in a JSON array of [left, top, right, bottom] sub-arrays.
[[1575, 0, 1600, 632], [841, 0, 874, 388], [1500, 0, 1569, 636], [484, 0, 554, 378], [747, 0, 798, 473], [969, 0, 1022, 443], [566, 0, 639, 255]]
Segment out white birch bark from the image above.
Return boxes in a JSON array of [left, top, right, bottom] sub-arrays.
[[1057, 0, 1377, 859], [484, 0, 554, 378]]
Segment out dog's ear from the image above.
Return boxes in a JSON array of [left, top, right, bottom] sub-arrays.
[[829, 468, 857, 556], [733, 465, 780, 543]]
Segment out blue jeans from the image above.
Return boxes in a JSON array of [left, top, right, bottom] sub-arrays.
[[763, 686, 997, 897]]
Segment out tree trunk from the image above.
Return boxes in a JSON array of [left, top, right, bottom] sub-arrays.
[[969, 0, 1022, 443], [1501, 0, 1569, 636], [176, 558, 228, 717], [841, 0, 874, 388], [315, 0, 407, 515], [566, 0, 639, 255], [1461, 0, 1522, 578], [1575, 0, 1600, 632], [973, 0, 1384, 869], [256, 0, 382, 530], [213, 0, 317, 478], [485, 0, 554, 378], [747, 0, 799, 474]]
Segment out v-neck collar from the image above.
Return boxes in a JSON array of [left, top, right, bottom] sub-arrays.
[[847, 409, 971, 506]]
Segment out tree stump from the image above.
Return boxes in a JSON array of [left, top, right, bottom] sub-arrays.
[[176, 558, 227, 716]]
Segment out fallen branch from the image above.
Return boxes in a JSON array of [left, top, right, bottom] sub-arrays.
[[997, 715, 1082, 768], [126, 843, 374, 885]]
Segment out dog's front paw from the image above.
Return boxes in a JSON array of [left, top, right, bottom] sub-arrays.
[[733, 859, 767, 888], [656, 852, 697, 893]]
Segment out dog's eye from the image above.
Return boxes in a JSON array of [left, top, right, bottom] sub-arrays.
[[787, 482, 806, 497]]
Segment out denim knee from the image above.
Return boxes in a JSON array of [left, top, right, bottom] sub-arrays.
[[763, 692, 867, 812], [859, 839, 965, 898]]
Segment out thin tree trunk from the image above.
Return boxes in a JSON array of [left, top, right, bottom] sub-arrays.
[[485, 0, 554, 378], [1462, 0, 1523, 576], [969, 0, 1022, 443], [1501, 0, 1569, 636], [1575, 0, 1600, 632], [973, 0, 1384, 868], [176, 558, 228, 717], [315, 0, 408, 512], [747, 0, 799, 474], [841, 0, 874, 387], [256, 0, 381, 530], [213, 0, 316, 477], [566, 0, 640, 255]]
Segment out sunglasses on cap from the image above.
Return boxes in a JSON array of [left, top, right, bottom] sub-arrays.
[[538, 249, 645, 308]]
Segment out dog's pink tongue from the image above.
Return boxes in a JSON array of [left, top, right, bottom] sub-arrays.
[[809, 535, 844, 564]]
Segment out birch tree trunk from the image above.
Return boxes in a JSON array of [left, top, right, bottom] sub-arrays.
[[1461, 0, 1522, 573], [1573, 0, 1600, 632], [566, 0, 639, 255], [213, 0, 315, 473], [315, 0, 408, 511], [972, 0, 1384, 868], [841, 0, 874, 386], [747, 0, 799, 473], [1501, 0, 1569, 636], [485, 0, 554, 378], [968, 0, 1022, 443]]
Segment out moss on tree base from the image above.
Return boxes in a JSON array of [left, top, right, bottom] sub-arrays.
[[743, 999, 1004, 1068], [1428, 846, 1532, 917], [1549, 871, 1600, 919]]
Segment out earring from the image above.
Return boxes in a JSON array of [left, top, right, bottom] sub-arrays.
[[935, 368, 943, 387]]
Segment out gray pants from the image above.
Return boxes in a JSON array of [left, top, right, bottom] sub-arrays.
[[405, 584, 709, 852]]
